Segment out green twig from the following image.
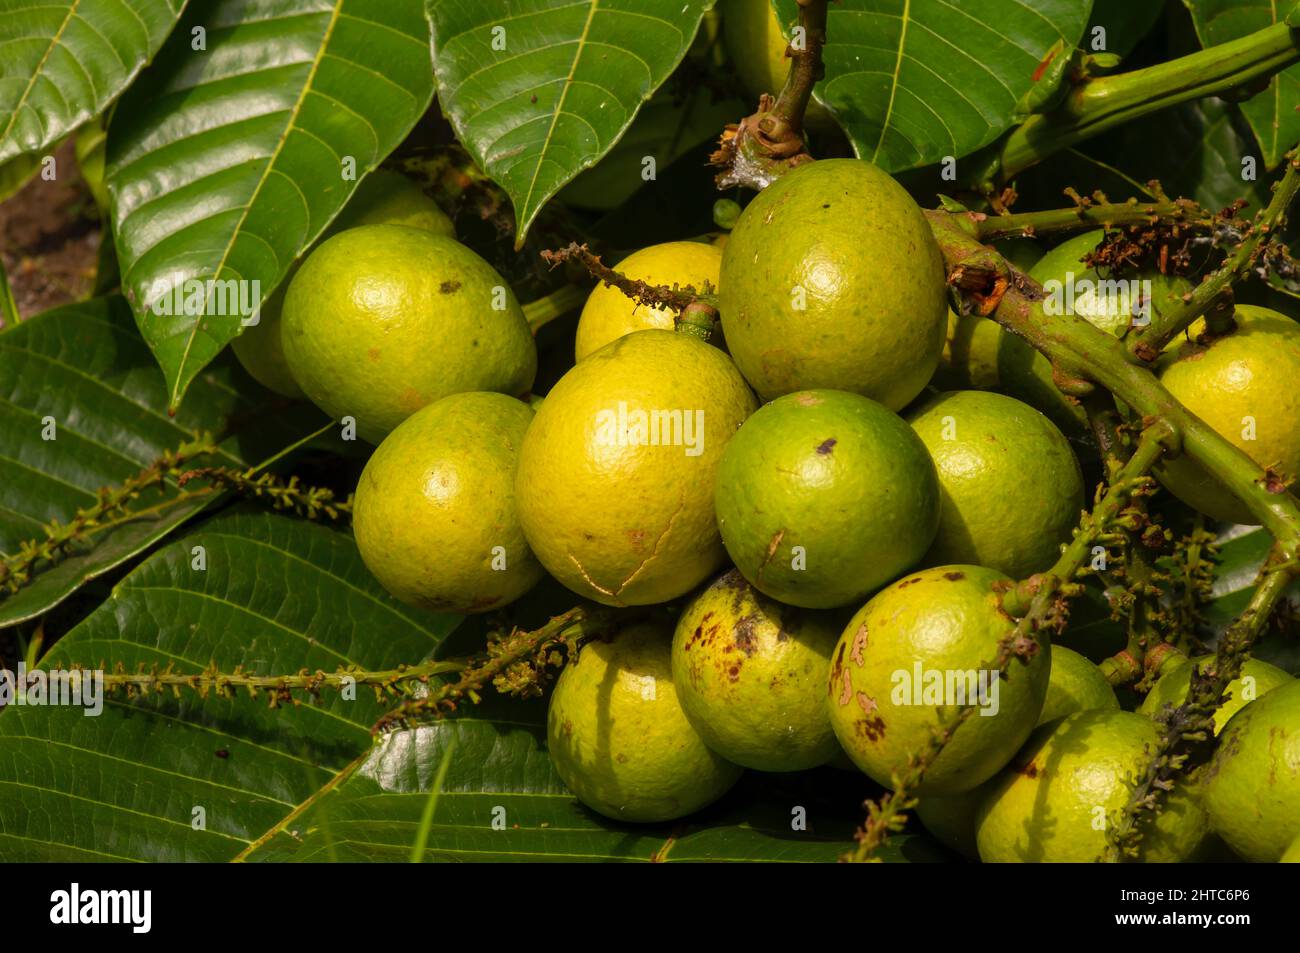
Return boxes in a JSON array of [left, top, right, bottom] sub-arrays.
[[177, 467, 352, 521], [1127, 149, 1300, 358], [997, 21, 1300, 182], [0, 435, 218, 595]]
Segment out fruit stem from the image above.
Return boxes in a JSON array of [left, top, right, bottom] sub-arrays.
[[1001, 426, 1170, 618], [371, 604, 631, 732], [540, 241, 716, 312], [997, 20, 1300, 182], [708, 0, 827, 190], [968, 199, 1213, 243], [522, 283, 587, 334], [925, 208, 1300, 550], [1103, 551, 1300, 862], [1126, 147, 1300, 359]]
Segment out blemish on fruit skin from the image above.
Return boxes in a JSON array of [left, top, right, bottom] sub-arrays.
[[367, 347, 381, 362], [850, 624, 868, 666], [728, 663, 742, 682], [1020, 762, 1039, 779], [830, 642, 846, 689], [816, 438, 837, 455], [733, 614, 760, 656], [794, 392, 822, 407], [944, 571, 966, 582], [856, 715, 886, 742], [855, 692, 877, 715], [838, 668, 853, 705], [440, 280, 462, 294]]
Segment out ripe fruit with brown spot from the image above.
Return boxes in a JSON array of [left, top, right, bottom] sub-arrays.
[[825, 565, 1050, 796], [671, 569, 841, 772]]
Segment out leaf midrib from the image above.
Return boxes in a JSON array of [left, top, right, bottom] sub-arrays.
[[0, 0, 84, 152], [168, 1, 345, 409]]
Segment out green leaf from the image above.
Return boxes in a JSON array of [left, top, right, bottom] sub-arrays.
[[241, 712, 949, 862], [770, 0, 1091, 172], [0, 507, 461, 862], [106, 0, 436, 410], [0, 150, 42, 203], [1186, 0, 1300, 169], [0, 0, 187, 164], [430, 0, 712, 247], [0, 296, 323, 628]]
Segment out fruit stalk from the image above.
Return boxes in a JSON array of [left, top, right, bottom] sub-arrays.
[[97, 659, 467, 704], [1104, 550, 1300, 861], [997, 20, 1300, 181], [925, 209, 1300, 550], [371, 604, 628, 732], [1127, 148, 1300, 359], [971, 197, 1214, 243]]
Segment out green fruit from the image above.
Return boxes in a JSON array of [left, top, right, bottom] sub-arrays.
[[933, 310, 1003, 391], [281, 224, 536, 444], [998, 230, 1192, 435], [721, 0, 835, 133], [907, 391, 1084, 580], [916, 786, 988, 860], [352, 392, 542, 613], [232, 171, 453, 400], [1154, 305, 1300, 525], [547, 621, 743, 823], [329, 169, 455, 237], [826, 565, 1050, 796], [575, 241, 722, 361], [1140, 654, 1292, 735], [1039, 645, 1119, 726], [1282, 835, 1300, 862], [719, 159, 947, 409], [516, 330, 757, 606], [671, 569, 841, 771], [976, 710, 1210, 862], [715, 389, 939, 608], [1203, 679, 1300, 861]]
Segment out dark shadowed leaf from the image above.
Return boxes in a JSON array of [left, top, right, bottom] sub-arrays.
[[770, 0, 1091, 172], [429, 0, 712, 246], [1186, 0, 1300, 169], [0, 0, 186, 164], [106, 0, 435, 409]]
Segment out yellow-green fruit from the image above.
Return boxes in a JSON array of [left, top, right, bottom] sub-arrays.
[[329, 169, 455, 237], [1154, 305, 1300, 525], [826, 565, 1050, 796], [1039, 645, 1119, 727], [1282, 835, 1300, 862], [352, 392, 542, 613], [1203, 679, 1300, 861], [999, 231, 1192, 436], [281, 225, 536, 444], [230, 286, 308, 400], [976, 710, 1210, 862], [933, 311, 1002, 391], [715, 389, 940, 608], [516, 330, 757, 606], [232, 171, 453, 399], [722, 0, 835, 133], [907, 391, 1084, 580], [547, 621, 743, 823], [671, 569, 841, 771], [719, 159, 947, 409], [1140, 654, 1292, 735], [574, 241, 722, 361]]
